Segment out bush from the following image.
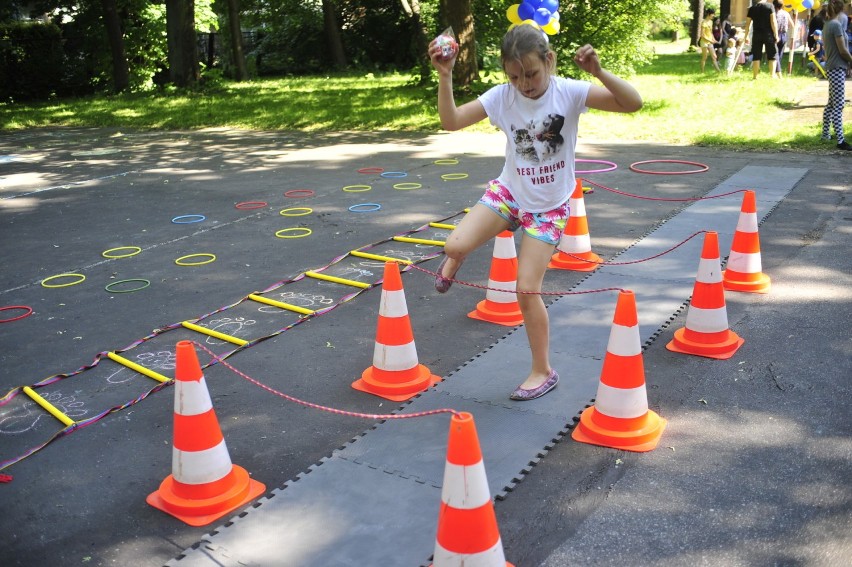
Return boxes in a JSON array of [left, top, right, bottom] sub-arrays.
[[0, 22, 64, 101]]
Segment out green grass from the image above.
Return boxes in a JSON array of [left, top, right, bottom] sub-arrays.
[[0, 41, 829, 151]]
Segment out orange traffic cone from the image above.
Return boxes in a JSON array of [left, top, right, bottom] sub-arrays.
[[723, 190, 770, 294], [548, 178, 602, 272], [572, 290, 667, 452], [352, 261, 441, 401], [147, 341, 266, 526], [431, 412, 513, 567], [666, 231, 745, 359], [468, 231, 524, 327]]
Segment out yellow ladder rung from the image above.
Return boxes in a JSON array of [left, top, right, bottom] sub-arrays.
[[429, 222, 457, 230], [349, 250, 412, 265], [22, 386, 75, 427], [393, 236, 447, 247], [107, 352, 172, 383], [181, 321, 249, 346], [248, 293, 316, 315], [305, 271, 372, 289]]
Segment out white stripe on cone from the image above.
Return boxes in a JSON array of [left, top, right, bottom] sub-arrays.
[[380, 288, 408, 318], [569, 196, 586, 216], [175, 377, 214, 416], [484, 278, 517, 304], [173, 439, 232, 485], [493, 235, 516, 259], [557, 233, 591, 254], [432, 539, 507, 566], [606, 324, 641, 357], [372, 341, 419, 371], [684, 305, 729, 333], [441, 461, 490, 509], [594, 383, 649, 419], [727, 251, 762, 273], [736, 213, 759, 233], [697, 257, 722, 283]]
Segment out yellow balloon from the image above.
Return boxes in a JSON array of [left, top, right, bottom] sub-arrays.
[[507, 4, 522, 25], [521, 19, 540, 29], [542, 19, 560, 35], [811, 0, 820, 10]]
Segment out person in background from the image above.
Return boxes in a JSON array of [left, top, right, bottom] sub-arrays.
[[820, 0, 852, 150], [699, 8, 722, 72], [809, 6, 826, 50], [807, 29, 827, 76], [773, 0, 792, 74], [745, 0, 780, 78]]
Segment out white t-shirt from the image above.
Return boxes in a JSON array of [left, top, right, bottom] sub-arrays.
[[478, 76, 591, 212]]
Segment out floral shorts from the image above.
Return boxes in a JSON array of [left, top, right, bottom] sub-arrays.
[[478, 179, 569, 245]]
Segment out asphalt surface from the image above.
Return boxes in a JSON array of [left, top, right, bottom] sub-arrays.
[[0, 127, 849, 566]]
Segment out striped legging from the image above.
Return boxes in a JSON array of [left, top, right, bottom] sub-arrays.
[[822, 67, 847, 144]]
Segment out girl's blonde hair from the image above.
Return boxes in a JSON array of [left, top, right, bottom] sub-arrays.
[[501, 24, 555, 73]]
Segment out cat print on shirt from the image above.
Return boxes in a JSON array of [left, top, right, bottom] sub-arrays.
[[510, 114, 565, 164]]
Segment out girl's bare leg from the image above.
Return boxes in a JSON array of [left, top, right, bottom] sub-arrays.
[[440, 203, 510, 279], [515, 233, 557, 389]]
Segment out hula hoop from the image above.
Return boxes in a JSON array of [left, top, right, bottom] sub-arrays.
[[433, 159, 459, 165], [629, 160, 710, 175], [342, 185, 372, 193], [0, 306, 33, 323], [175, 253, 216, 266], [575, 159, 618, 174], [280, 207, 313, 217], [348, 203, 382, 212], [441, 173, 469, 181], [102, 246, 142, 259], [275, 228, 312, 238], [42, 273, 86, 288], [380, 171, 408, 178], [235, 201, 268, 210], [393, 182, 422, 191], [105, 279, 150, 294], [357, 167, 384, 174], [172, 214, 206, 224], [284, 189, 315, 198]]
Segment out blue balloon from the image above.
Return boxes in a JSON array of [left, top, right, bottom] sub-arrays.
[[518, 1, 536, 21], [542, 0, 559, 13], [801, 0, 813, 7], [534, 8, 552, 26]]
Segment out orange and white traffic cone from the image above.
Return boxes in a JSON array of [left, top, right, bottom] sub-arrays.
[[723, 190, 770, 294], [352, 261, 441, 401], [548, 178, 602, 272], [666, 231, 745, 360], [468, 231, 524, 327], [431, 412, 513, 567], [572, 290, 667, 452], [147, 341, 266, 526]]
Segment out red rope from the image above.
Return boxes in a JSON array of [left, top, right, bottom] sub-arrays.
[[584, 179, 745, 202], [193, 342, 459, 421]]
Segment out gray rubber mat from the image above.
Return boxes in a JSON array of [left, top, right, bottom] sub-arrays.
[[169, 166, 806, 566]]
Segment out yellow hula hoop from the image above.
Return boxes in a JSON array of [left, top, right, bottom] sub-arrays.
[[280, 207, 313, 217], [393, 182, 422, 191], [175, 253, 217, 266], [41, 273, 86, 288], [434, 159, 459, 165], [441, 173, 469, 181], [275, 227, 312, 239], [342, 185, 372, 192], [102, 246, 142, 259]]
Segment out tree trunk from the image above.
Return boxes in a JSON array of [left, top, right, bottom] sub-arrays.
[[226, 0, 248, 81], [690, 0, 704, 47], [322, 0, 346, 68], [399, 0, 431, 85], [100, 0, 129, 92], [440, 0, 477, 87], [165, 0, 199, 88]]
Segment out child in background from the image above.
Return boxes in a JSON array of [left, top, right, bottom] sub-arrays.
[[725, 38, 738, 73], [807, 30, 826, 76], [699, 8, 722, 72], [428, 24, 642, 400]]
